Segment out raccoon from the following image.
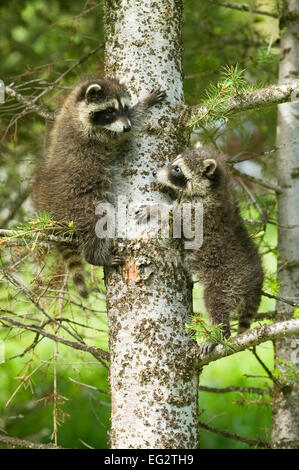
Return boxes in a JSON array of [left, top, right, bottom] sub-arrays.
[[153, 147, 264, 353], [32, 78, 165, 297]]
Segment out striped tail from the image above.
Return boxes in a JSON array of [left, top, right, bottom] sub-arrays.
[[58, 245, 88, 298]]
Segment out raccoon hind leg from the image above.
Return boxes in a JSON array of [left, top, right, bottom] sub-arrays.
[[237, 293, 261, 334], [199, 284, 233, 355], [58, 245, 88, 298]]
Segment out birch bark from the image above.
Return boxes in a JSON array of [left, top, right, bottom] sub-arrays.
[[271, 0, 299, 448], [103, 0, 198, 449]]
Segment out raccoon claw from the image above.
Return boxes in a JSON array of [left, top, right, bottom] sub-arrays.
[[135, 205, 150, 224], [199, 340, 218, 357], [110, 255, 124, 266], [148, 88, 166, 105]]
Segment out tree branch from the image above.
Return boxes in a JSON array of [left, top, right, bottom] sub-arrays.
[[189, 319, 299, 367], [262, 290, 299, 307], [0, 434, 63, 449], [198, 420, 270, 448], [1, 43, 104, 142], [232, 167, 282, 194], [187, 82, 299, 124], [0, 228, 79, 247], [206, 0, 278, 18], [4, 86, 54, 121], [0, 314, 109, 363], [198, 385, 269, 395]]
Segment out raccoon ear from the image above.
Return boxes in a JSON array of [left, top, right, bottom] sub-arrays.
[[86, 84, 102, 99], [203, 159, 217, 177]]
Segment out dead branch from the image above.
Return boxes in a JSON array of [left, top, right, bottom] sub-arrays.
[[4, 86, 54, 120], [0, 314, 109, 363], [206, 0, 278, 18], [198, 385, 269, 395], [232, 167, 282, 194], [198, 420, 270, 448], [0, 434, 63, 449]]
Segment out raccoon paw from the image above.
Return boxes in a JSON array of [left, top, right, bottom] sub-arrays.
[[148, 88, 166, 105], [109, 255, 124, 266], [135, 205, 151, 224], [198, 339, 218, 357]]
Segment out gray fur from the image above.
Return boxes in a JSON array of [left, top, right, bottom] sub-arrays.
[[31, 77, 165, 296], [156, 147, 264, 353]]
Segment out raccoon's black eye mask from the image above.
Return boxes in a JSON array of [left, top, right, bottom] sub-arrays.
[[169, 166, 188, 188], [90, 109, 116, 126]]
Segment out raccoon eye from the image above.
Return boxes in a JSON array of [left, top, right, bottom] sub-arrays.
[[173, 166, 181, 174], [106, 107, 116, 114]]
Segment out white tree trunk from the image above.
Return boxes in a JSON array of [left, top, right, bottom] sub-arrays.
[[271, 0, 299, 449], [103, 0, 199, 449]]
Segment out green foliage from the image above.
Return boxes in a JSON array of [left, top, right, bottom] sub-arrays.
[[187, 313, 236, 353], [0, 0, 283, 451], [188, 64, 255, 128]]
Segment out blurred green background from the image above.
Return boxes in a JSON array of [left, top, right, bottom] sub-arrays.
[[0, 0, 280, 448]]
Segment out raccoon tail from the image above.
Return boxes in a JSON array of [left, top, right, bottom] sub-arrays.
[[58, 245, 88, 298]]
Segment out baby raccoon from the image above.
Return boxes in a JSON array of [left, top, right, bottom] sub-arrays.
[[154, 147, 264, 353], [32, 77, 165, 297]]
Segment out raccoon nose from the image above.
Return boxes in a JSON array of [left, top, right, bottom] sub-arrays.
[[152, 170, 157, 176], [123, 123, 131, 132]]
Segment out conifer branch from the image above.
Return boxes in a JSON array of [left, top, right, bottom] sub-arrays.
[[187, 82, 299, 126], [189, 319, 299, 367], [0, 228, 78, 247]]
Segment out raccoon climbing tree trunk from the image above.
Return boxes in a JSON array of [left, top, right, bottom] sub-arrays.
[[271, 0, 299, 449], [103, 0, 199, 448]]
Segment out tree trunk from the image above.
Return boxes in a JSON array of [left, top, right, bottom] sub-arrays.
[[103, 0, 199, 449], [271, 0, 299, 449]]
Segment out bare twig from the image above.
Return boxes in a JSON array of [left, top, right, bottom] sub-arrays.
[[206, 0, 278, 18], [1, 270, 83, 343], [198, 385, 269, 395], [0, 434, 63, 449], [4, 86, 54, 120], [1, 43, 104, 142], [262, 290, 299, 307], [32, 43, 104, 103], [198, 420, 270, 448], [68, 377, 110, 394], [0, 314, 109, 363], [251, 346, 277, 384], [232, 167, 282, 194]]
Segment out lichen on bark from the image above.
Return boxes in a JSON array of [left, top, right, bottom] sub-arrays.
[[103, 0, 198, 449]]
